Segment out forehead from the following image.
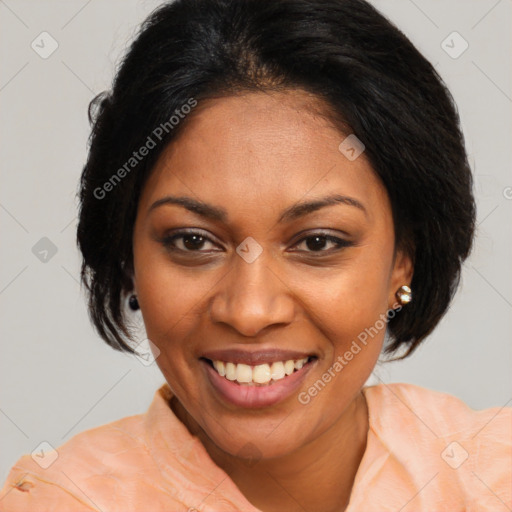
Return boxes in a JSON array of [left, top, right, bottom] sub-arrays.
[[138, 90, 390, 225]]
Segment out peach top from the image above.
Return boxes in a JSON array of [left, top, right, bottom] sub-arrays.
[[0, 382, 510, 511]]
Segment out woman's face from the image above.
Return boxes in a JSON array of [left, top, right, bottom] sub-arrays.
[[132, 90, 412, 459]]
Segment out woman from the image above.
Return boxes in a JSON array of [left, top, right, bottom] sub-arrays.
[[1, 0, 510, 510]]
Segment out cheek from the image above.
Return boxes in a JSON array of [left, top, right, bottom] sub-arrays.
[[133, 241, 187, 359], [291, 247, 393, 339], [295, 264, 389, 422], [133, 234, 208, 329], [134, 255, 211, 401], [289, 247, 393, 391], [137, 266, 210, 347]]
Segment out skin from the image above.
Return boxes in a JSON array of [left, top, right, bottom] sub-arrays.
[[132, 89, 413, 512]]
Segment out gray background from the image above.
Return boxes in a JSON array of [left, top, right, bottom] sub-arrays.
[[1, 0, 511, 483]]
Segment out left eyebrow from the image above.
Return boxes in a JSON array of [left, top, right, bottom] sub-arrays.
[[277, 194, 367, 223]]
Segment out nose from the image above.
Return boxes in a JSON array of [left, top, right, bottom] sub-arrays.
[[209, 251, 296, 338]]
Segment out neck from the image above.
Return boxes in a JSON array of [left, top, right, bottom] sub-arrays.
[[171, 391, 369, 512]]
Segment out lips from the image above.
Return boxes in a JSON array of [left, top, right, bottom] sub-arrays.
[[199, 348, 317, 408], [201, 348, 316, 366]]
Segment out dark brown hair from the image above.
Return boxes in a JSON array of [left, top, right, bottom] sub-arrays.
[[77, 0, 476, 359]]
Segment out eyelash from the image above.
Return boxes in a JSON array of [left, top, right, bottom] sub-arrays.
[[160, 229, 353, 256]]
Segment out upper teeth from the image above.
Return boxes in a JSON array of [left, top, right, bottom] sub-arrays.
[[212, 358, 309, 384]]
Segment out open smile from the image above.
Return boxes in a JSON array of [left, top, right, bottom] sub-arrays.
[[199, 351, 318, 408]]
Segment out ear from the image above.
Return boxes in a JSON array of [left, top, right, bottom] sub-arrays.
[[388, 248, 414, 310]]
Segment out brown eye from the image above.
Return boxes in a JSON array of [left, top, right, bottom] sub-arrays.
[[179, 233, 207, 251], [161, 230, 219, 253], [292, 233, 353, 254]]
